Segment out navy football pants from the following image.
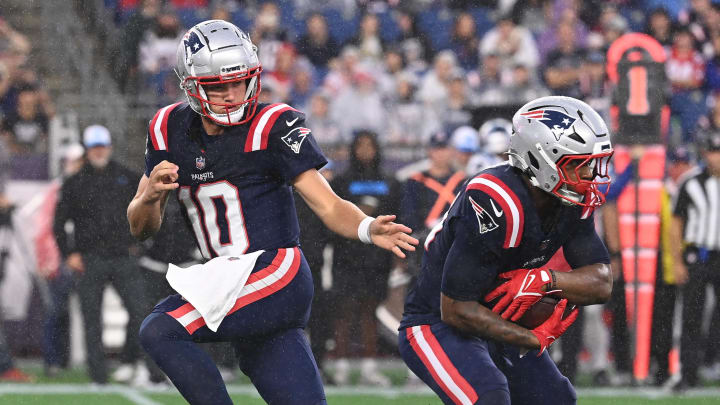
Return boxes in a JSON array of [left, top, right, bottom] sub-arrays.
[[399, 322, 576, 405], [139, 248, 327, 405]]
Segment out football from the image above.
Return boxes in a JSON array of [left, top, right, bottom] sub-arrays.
[[515, 296, 561, 329]]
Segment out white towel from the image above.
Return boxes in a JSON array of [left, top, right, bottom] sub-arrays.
[[166, 251, 264, 332]]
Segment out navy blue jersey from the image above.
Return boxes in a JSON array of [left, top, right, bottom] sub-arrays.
[[145, 102, 327, 259], [400, 163, 610, 329]]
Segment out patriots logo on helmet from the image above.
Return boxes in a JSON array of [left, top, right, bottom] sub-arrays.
[[520, 108, 576, 141], [184, 31, 206, 59], [282, 127, 311, 154], [469, 196, 499, 234]]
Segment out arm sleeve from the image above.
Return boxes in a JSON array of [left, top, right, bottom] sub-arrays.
[[269, 110, 327, 183], [672, 181, 690, 217], [562, 213, 610, 268], [441, 217, 502, 301]]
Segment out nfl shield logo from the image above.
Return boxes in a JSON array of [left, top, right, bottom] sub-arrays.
[[195, 156, 206, 170]]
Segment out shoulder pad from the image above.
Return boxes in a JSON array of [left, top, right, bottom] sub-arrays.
[[465, 173, 525, 249], [244, 103, 300, 152], [148, 102, 184, 151]]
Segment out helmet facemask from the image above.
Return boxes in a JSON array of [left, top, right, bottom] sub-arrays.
[[182, 65, 262, 126], [553, 152, 613, 207]]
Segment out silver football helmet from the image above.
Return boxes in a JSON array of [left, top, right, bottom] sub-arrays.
[[175, 20, 262, 126], [509, 96, 613, 207]]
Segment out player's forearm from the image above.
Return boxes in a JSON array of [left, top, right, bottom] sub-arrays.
[[127, 193, 168, 240], [317, 198, 369, 241], [553, 263, 612, 305], [441, 295, 540, 349]]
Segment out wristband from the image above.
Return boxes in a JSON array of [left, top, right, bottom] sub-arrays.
[[549, 269, 557, 290], [358, 216, 375, 244]]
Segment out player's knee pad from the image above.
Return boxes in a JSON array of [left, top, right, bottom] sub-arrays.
[[477, 388, 510, 405]]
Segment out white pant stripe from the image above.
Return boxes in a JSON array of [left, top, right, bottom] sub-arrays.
[[411, 326, 473, 405]]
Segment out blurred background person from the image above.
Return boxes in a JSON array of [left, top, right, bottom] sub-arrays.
[[52, 125, 148, 385], [329, 130, 400, 386]]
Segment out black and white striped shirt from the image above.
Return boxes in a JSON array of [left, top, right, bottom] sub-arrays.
[[673, 166, 720, 250]]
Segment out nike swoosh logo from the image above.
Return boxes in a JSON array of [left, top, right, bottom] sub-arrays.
[[286, 117, 299, 126], [489, 199, 503, 217]]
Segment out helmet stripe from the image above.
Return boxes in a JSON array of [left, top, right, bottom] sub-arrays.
[[466, 174, 524, 248]]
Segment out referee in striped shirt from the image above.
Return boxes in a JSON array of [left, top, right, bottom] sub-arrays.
[[671, 130, 720, 390]]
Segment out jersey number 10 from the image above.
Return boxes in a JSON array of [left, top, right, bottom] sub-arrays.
[[178, 181, 249, 258]]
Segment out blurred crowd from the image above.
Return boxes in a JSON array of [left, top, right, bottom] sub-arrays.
[[4, 0, 720, 392]]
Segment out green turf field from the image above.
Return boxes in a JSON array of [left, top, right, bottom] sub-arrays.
[[4, 386, 720, 404]]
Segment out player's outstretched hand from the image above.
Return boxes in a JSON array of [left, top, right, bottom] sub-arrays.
[[530, 299, 578, 356], [484, 268, 561, 321], [369, 215, 419, 258], [143, 160, 180, 203]]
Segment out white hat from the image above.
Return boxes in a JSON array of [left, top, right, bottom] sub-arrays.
[[62, 143, 85, 160], [451, 126, 479, 153], [83, 125, 111, 148], [486, 131, 510, 155]]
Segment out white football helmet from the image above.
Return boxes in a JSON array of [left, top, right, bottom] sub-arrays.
[[175, 20, 262, 126], [509, 96, 613, 207]]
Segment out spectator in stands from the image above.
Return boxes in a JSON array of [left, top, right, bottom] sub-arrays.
[[52, 125, 149, 385], [289, 57, 316, 110], [394, 10, 432, 62], [646, 7, 674, 49], [503, 60, 550, 106], [417, 50, 456, 107], [330, 130, 400, 387], [678, 0, 716, 59], [474, 52, 509, 106], [667, 27, 707, 143], [264, 42, 296, 103], [435, 69, 474, 129], [323, 45, 360, 97], [351, 13, 384, 64], [376, 46, 405, 98], [113, 0, 161, 91], [537, 4, 588, 63], [600, 12, 628, 50], [138, 9, 184, 99], [480, 14, 539, 80], [252, 2, 289, 73], [330, 69, 385, 140], [705, 32, 720, 95], [449, 12, 480, 71], [209, 5, 231, 22], [305, 90, 343, 147], [579, 50, 611, 121], [1, 85, 49, 154], [296, 13, 339, 69], [510, 0, 549, 37], [543, 21, 585, 99], [386, 72, 437, 145]]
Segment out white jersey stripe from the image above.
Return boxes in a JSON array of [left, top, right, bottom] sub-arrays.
[[686, 178, 708, 246], [152, 104, 174, 150], [410, 326, 473, 405], [251, 104, 289, 151], [468, 177, 521, 247], [238, 248, 295, 297], [706, 177, 719, 248], [176, 309, 202, 327]]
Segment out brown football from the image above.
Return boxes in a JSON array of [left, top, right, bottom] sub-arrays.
[[516, 296, 561, 329]]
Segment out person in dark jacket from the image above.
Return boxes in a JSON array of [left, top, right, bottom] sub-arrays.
[[52, 125, 148, 384], [329, 130, 401, 386]]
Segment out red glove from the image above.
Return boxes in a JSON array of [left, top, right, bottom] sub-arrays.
[[530, 299, 578, 356], [484, 268, 561, 321]]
